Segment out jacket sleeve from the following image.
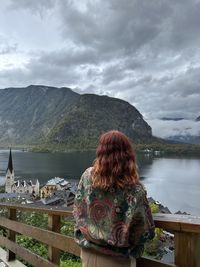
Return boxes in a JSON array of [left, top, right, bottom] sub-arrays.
[[129, 188, 155, 249], [73, 170, 88, 242]]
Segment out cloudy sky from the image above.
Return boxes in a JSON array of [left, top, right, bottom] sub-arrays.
[[0, 0, 200, 138]]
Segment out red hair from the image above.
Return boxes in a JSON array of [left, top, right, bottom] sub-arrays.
[[92, 130, 139, 189]]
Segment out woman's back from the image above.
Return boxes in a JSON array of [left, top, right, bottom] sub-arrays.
[[74, 130, 155, 266], [73, 167, 154, 258]]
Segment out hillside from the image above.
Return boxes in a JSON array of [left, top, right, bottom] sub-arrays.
[[0, 85, 153, 150], [49, 94, 153, 149], [0, 85, 79, 145]]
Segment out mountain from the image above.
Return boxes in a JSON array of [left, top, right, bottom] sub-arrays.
[[0, 85, 79, 145], [196, 116, 200, 121], [166, 135, 200, 145], [0, 85, 153, 149], [49, 94, 152, 148], [160, 117, 200, 145], [161, 117, 184, 121]]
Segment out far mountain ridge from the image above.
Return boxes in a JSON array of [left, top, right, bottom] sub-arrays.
[[167, 135, 200, 145], [161, 117, 184, 121], [161, 116, 200, 122], [160, 116, 200, 144], [196, 116, 200, 121], [0, 85, 154, 149]]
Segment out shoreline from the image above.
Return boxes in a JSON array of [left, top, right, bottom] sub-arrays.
[[1, 143, 200, 155]]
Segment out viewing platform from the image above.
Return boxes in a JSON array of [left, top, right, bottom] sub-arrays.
[[0, 202, 199, 267]]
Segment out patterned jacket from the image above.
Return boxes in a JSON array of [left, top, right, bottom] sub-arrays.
[[73, 167, 155, 258]]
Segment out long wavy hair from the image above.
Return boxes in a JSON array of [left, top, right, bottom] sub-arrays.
[[92, 130, 139, 189]]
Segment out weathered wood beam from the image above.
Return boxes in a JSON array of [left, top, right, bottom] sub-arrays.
[[0, 202, 72, 217], [137, 256, 176, 267], [0, 216, 80, 256], [0, 235, 58, 267], [7, 208, 16, 261], [155, 213, 200, 234], [48, 214, 61, 264], [175, 232, 200, 267]]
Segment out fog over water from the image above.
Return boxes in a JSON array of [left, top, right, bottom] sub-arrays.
[[0, 150, 200, 215]]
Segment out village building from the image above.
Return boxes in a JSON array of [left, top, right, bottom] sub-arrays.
[[5, 149, 40, 196], [40, 177, 70, 198]]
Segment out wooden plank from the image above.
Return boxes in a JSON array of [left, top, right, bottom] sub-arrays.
[[7, 208, 16, 261], [154, 213, 200, 233], [137, 257, 176, 267], [0, 217, 80, 256], [194, 234, 200, 267], [48, 214, 61, 264], [180, 222, 200, 234], [0, 247, 26, 267], [0, 202, 72, 217], [175, 232, 200, 267], [0, 235, 58, 267]]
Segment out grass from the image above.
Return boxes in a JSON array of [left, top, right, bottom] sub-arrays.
[[60, 259, 81, 267]]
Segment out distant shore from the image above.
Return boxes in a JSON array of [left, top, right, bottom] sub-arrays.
[[1, 142, 200, 155]]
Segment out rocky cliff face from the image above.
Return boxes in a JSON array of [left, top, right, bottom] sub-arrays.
[[0, 85, 152, 148], [49, 94, 152, 147], [0, 85, 78, 144]]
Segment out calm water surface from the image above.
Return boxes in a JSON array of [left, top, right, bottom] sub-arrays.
[[0, 150, 199, 215]]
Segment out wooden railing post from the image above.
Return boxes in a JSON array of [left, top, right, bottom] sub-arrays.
[[7, 208, 16, 261], [194, 234, 200, 267], [175, 232, 200, 267], [48, 214, 61, 265]]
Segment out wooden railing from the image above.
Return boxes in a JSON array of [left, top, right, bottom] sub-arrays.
[[0, 203, 199, 267]]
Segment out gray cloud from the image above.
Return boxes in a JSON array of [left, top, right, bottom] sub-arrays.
[[0, 44, 17, 55], [59, 0, 171, 53], [8, 0, 56, 16], [38, 48, 99, 67], [0, 0, 200, 138], [0, 35, 17, 55]]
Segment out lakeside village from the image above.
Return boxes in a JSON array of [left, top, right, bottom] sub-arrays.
[[1, 149, 164, 208], [0, 150, 190, 263], [0, 149, 77, 207]]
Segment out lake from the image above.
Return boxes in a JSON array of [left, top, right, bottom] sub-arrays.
[[0, 149, 200, 215]]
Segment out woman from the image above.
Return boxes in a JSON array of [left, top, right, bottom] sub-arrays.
[[73, 130, 155, 267]]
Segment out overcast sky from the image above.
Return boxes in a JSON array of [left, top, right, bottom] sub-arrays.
[[0, 0, 200, 138]]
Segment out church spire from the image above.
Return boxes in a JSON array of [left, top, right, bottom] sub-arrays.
[[7, 148, 13, 173]]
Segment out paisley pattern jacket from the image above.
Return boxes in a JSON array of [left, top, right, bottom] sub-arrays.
[[73, 167, 155, 258]]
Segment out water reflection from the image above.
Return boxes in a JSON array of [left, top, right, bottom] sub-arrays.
[[139, 156, 200, 215]]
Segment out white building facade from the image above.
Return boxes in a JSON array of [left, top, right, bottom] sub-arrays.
[[5, 149, 40, 196]]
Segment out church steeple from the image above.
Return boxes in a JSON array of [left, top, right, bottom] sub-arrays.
[[5, 148, 14, 193], [7, 148, 13, 173]]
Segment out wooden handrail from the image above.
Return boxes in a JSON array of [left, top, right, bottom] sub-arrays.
[[0, 202, 72, 217], [0, 203, 200, 232], [154, 213, 200, 233], [0, 203, 199, 267]]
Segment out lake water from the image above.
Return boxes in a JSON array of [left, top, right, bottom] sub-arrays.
[[0, 149, 200, 215]]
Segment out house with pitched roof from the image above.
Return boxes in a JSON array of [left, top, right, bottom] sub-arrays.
[[40, 177, 70, 198]]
